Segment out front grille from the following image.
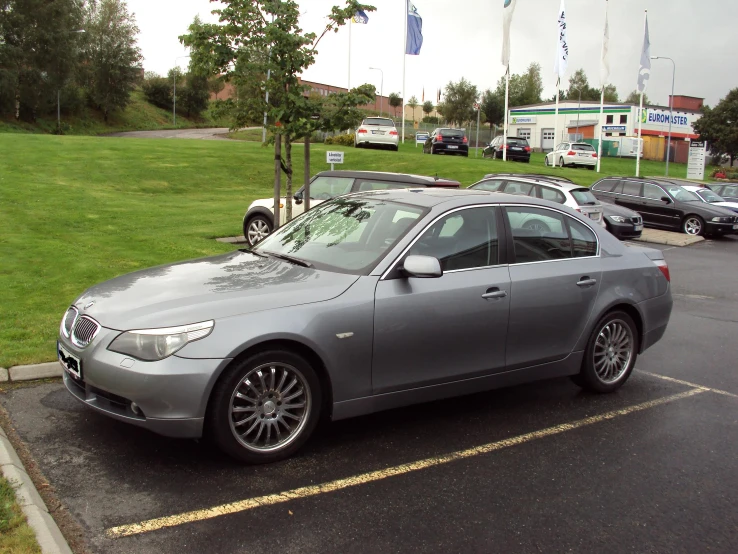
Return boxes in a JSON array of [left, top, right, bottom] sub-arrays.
[[62, 307, 78, 338], [71, 316, 100, 348]]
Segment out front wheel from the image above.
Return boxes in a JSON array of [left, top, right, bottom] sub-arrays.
[[573, 311, 638, 393], [207, 350, 322, 464], [682, 215, 704, 236], [245, 215, 273, 246]]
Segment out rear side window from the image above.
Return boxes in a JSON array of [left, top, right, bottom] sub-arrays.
[[570, 188, 598, 206], [363, 118, 394, 127], [473, 179, 505, 192], [621, 181, 642, 196], [572, 144, 595, 151], [592, 179, 619, 192], [504, 181, 536, 196], [505, 207, 572, 262], [540, 186, 566, 204], [568, 219, 597, 258]]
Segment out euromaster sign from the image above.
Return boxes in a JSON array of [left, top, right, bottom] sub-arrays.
[[638, 108, 696, 134]]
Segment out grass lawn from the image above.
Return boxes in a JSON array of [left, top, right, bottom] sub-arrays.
[[0, 133, 693, 367], [0, 476, 41, 554]]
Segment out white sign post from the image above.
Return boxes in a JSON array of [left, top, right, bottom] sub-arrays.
[[326, 151, 344, 171], [686, 141, 707, 180], [415, 132, 429, 147]]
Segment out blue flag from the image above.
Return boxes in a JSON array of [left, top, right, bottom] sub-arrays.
[[352, 10, 369, 24], [406, 1, 423, 55]]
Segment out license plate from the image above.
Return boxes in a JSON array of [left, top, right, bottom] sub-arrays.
[[635, 225, 643, 231], [58, 341, 82, 380], [447, 145, 458, 149], [733, 224, 738, 230], [578, 153, 589, 156], [588, 213, 601, 220], [371, 130, 384, 135], [512, 147, 522, 151]]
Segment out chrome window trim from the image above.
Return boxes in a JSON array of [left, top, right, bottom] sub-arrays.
[[71, 315, 101, 348], [642, 182, 669, 201]]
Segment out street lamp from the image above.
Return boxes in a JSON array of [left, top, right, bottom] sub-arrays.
[[57, 29, 85, 134], [173, 55, 190, 127], [651, 56, 676, 176], [369, 67, 384, 116]]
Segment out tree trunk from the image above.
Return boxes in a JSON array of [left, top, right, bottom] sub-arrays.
[[14, 84, 20, 121], [304, 135, 311, 212], [273, 133, 282, 230], [285, 135, 293, 222]]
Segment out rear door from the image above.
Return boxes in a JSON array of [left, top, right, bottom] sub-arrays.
[[613, 180, 644, 214], [642, 182, 679, 228]]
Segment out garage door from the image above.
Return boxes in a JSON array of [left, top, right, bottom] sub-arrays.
[[541, 129, 555, 151]]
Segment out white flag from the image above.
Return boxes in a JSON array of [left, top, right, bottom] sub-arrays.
[[600, 1, 610, 86], [501, 0, 517, 69], [554, 0, 569, 83], [637, 13, 651, 92]]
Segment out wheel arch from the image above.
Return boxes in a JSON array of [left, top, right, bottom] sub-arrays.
[[244, 207, 275, 228]]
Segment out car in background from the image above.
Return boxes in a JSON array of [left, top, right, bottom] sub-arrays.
[[708, 182, 738, 202], [59, 187, 673, 463], [681, 185, 738, 214], [482, 136, 531, 162], [354, 117, 399, 150], [469, 174, 605, 227], [545, 142, 598, 170], [590, 177, 738, 236], [601, 203, 643, 240], [242, 171, 461, 246], [423, 128, 469, 156]]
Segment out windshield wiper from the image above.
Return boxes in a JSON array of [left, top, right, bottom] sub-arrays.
[[264, 251, 314, 268], [239, 248, 268, 257]]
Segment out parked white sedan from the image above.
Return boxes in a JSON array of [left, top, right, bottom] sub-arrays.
[[354, 117, 399, 150], [545, 142, 598, 170]]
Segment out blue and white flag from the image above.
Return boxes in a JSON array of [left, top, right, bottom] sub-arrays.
[[501, 0, 517, 68], [406, 1, 423, 55], [352, 10, 369, 24], [637, 13, 651, 93], [554, 0, 569, 82]]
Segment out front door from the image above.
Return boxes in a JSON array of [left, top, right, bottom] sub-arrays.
[[641, 182, 679, 229], [372, 206, 510, 394]]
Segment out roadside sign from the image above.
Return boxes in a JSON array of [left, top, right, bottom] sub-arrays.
[[415, 132, 429, 147], [326, 150, 344, 170], [602, 125, 627, 133], [687, 141, 707, 180]]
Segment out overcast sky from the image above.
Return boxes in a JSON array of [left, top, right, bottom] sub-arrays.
[[127, 0, 737, 108]]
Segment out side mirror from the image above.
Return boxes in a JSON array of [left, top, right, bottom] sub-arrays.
[[402, 255, 443, 278], [661, 196, 671, 204], [294, 192, 303, 205]]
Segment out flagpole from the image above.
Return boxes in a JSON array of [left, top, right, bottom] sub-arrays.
[[553, 78, 560, 167], [597, 86, 604, 172], [597, 0, 608, 173], [347, 20, 352, 90], [401, 0, 408, 145], [636, 10, 647, 178], [503, 69, 509, 161]]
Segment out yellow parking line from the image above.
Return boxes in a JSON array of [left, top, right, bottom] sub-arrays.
[[638, 370, 738, 399], [106, 388, 704, 539]]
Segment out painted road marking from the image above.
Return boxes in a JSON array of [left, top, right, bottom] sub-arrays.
[[638, 370, 738, 399], [106, 388, 704, 539]]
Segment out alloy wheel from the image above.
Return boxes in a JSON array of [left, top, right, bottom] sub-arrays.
[[228, 362, 311, 453], [247, 219, 271, 245], [593, 319, 634, 384], [684, 217, 702, 236]]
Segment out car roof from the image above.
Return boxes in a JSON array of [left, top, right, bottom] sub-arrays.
[[483, 173, 575, 185], [476, 174, 586, 191], [315, 170, 460, 187], [646, 177, 707, 187]]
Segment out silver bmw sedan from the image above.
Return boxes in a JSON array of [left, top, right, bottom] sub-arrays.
[[58, 187, 672, 463]]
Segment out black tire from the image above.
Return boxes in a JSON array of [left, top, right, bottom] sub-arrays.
[[559, 157, 565, 168], [587, 165, 595, 171], [682, 214, 705, 236], [573, 311, 638, 393], [392, 145, 399, 152], [207, 350, 322, 464], [244, 215, 273, 246], [545, 156, 550, 166], [524, 158, 530, 164]]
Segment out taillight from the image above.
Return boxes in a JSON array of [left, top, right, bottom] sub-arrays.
[[524, 146, 531, 152], [592, 152, 598, 157], [462, 136, 468, 143], [358, 128, 367, 134], [567, 150, 576, 156], [437, 134, 443, 142], [389, 130, 398, 136], [502, 144, 509, 149], [653, 259, 671, 282]]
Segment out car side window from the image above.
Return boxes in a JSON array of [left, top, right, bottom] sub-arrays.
[[309, 177, 354, 199], [643, 183, 666, 200], [407, 207, 499, 271], [568, 219, 597, 257], [357, 180, 415, 191], [621, 181, 643, 196], [504, 181, 535, 196], [505, 207, 572, 263], [723, 185, 738, 197], [592, 179, 619, 192], [540, 186, 566, 204], [473, 179, 505, 192]]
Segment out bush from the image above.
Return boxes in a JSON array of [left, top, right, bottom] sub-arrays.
[[142, 77, 173, 110], [712, 167, 738, 180], [422, 116, 440, 124], [325, 133, 354, 146]]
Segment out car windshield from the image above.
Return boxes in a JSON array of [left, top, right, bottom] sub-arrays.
[[570, 188, 599, 206], [363, 118, 394, 127], [663, 185, 700, 202], [572, 144, 595, 151], [254, 197, 426, 274], [696, 189, 724, 203], [439, 129, 465, 137]]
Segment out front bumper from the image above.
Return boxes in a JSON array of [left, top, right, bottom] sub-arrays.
[[58, 330, 231, 438], [606, 220, 643, 240], [705, 221, 738, 235]]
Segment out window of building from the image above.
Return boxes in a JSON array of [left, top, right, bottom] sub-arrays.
[[606, 115, 614, 124], [518, 128, 531, 140], [620, 114, 628, 124]]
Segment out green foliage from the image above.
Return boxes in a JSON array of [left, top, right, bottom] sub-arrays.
[[694, 88, 738, 165], [324, 133, 354, 146], [209, 76, 226, 99], [388, 92, 402, 117], [178, 73, 210, 118], [565, 69, 601, 101], [0, 475, 41, 552], [481, 88, 504, 126], [603, 84, 619, 102], [142, 77, 173, 110], [439, 77, 478, 126], [422, 100, 433, 116], [422, 116, 440, 124], [625, 90, 650, 105]]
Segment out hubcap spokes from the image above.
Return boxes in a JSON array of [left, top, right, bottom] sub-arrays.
[[248, 221, 270, 244], [229, 363, 310, 452], [685, 219, 701, 235], [593, 320, 633, 384]]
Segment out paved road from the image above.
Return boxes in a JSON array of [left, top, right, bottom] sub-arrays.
[[105, 128, 232, 140], [2, 236, 737, 554]]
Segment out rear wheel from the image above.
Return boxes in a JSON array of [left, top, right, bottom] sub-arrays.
[[587, 165, 595, 170], [545, 156, 550, 166], [682, 215, 704, 236], [559, 156, 565, 168]]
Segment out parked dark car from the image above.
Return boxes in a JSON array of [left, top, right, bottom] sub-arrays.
[[591, 177, 738, 237], [483, 136, 531, 162], [602, 203, 643, 240], [423, 128, 469, 156], [710, 182, 738, 202]]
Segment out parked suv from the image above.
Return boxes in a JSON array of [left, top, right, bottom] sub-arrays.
[[590, 177, 738, 236], [469, 174, 605, 226], [483, 136, 531, 162], [423, 128, 469, 156], [242, 171, 461, 246]]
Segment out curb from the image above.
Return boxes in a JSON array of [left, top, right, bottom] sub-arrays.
[[0, 431, 73, 554], [4, 362, 62, 383], [634, 229, 705, 247], [216, 235, 249, 244]]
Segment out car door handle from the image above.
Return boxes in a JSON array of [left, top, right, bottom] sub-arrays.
[[482, 288, 508, 300], [576, 277, 597, 287]]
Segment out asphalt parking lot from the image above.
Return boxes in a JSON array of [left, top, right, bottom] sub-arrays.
[[2, 235, 737, 554]]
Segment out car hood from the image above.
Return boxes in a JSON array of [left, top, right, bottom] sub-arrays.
[[712, 201, 738, 211], [73, 251, 359, 330], [602, 203, 640, 218]]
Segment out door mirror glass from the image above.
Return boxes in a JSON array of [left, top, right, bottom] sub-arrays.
[[661, 196, 671, 203], [294, 191, 303, 204], [403, 255, 443, 278]]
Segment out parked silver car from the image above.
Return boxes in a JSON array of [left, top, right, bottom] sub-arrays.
[[58, 188, 673, 463]]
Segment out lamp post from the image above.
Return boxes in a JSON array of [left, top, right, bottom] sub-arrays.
[[369, 67, 384, 116], [651, 56, 676, 176], [57, 29, 85, 134], [173, 55, 190, 127]]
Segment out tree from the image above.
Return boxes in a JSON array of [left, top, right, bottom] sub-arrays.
[[491, 62, 544, 110], [209, 76, 225, 99], [422, 100, 433, 117], [81, 0, 142, 121], [603, 84, 619, 103], [388, 92, 402, 117], [142, 76, 172, 110], [179, 73, 210, 118], [625, 89, 650, 105], [407, 95, 418, 122], [694, 89, 738, 165], [565, 69, 600, 102], [481, 88, 504, 138], [439, 78, 478, 126]]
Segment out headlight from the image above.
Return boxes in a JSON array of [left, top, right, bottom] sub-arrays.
[[711, 217, 732, 223], [108, 320, 214, 361], [608, 215, 627, 222]]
